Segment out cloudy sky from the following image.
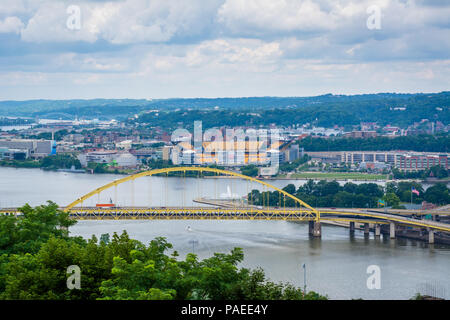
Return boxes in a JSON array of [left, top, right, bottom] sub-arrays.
[[0, 0, 449, 100]]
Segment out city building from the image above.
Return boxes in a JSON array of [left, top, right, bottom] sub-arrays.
[[397, 153, 449, 171], [0, 147, 28, 160], [171, 140, 276, 167], [162, 146, 173, 161], [307, 151, 342, 164], [116, 140, 133, 150], [283, 144, 300, 162], [129, 149, 160, 162], [344, 131, 377, 138], [358, 162, 389, 171], [78, 150, 138, 168], [0, 139, 56, 159], [338, 151, 449, 171], [259, 166, 279, 177]]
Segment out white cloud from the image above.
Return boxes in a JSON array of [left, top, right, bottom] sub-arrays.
[[21, 2, 98, 43], [217, 0, 336, 35], [0, 1, 28, 16], [0, 0, 449, 99], [20, 0, 222, 44], [186, 39, 282, 66], [0, 16, 24, 34], [0, 71, 47, 86]]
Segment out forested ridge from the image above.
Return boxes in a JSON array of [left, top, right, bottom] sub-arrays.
[[298, 135, 450, 152], [1, 92, 448, 128]]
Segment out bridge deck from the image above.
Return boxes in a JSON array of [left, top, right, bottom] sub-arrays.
[[2, 206, 450, 232]]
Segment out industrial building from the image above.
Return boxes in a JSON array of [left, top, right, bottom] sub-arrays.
[[0, 139, 56, 159]]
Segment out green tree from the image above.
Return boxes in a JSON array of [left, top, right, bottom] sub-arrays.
[[382, 193, 401, 207], [0, 201, 76, 255], [282, 184, 296, 195], [241, 165, 258, 177], [0, 203, 327, 301], [423, 184, 450, 205]]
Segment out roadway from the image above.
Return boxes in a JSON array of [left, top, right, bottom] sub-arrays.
[[2, 204, 450, 232]]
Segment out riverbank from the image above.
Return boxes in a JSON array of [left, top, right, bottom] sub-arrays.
[[277, 172, 389, 181]]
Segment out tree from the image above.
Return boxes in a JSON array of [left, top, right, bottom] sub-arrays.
[[343, 182, 358, 194], [282, 184, 296, 195], [241, 165, 258, 177], [355, 183, 383, 198], [321, 181, 340, 196], [423, 184, 450, 205], [0, 201, 76, 255], [0, 203, 328, 301], [99, 251, 176, 300], [425, 166, 449, 179], [382, 193, 401, 207], [301, 180, 315, 195], [41, 154, 82, 170]]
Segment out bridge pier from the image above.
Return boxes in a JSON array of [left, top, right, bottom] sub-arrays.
[[313, 221, 321, 237], [309, 221, 314, 235], [390, 222, 396, 239], [375, 224, 381, 237], [428, 228, 434, 244], [349, 221, 355, 235], [309, 221, 321, 237], [364, 223, 370, 236]]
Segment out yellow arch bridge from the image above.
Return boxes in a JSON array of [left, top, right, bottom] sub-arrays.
[[2, 167, 450, 243]]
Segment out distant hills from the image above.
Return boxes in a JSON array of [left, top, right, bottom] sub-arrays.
[[0, 92, 448, 127], [0, 99, 150, 119]]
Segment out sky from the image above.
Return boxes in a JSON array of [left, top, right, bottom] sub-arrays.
[[0, 0, 449, 100]]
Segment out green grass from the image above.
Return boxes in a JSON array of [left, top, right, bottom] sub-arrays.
[[283, 172, 388, 180]]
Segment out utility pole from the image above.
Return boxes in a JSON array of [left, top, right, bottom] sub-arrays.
[[189, 239, 198, 253], [302, 263, 306, 298]]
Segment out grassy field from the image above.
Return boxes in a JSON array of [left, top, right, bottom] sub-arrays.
[[280, 172, 389, 180]]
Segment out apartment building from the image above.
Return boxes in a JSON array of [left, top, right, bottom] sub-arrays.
[[340, 151, 449, 171]]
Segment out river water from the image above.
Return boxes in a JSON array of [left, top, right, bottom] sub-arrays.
[[0, 167, 449, 300]]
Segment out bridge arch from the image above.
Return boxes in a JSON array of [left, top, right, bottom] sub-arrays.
[[65, 166, 319, 219]]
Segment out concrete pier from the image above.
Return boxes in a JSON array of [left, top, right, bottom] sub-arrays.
[[308, 221, 314, 235], [428, 228, 434, 244], [313, 221, 322, 237], [309, 221, 321, 237], [349, 221, 355, 235], [375, 224, 381, 237], [390, 222, 396, 239], [364, 223, 370, 235]]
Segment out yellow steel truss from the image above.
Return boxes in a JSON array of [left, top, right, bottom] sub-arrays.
[[64, 166, 320, 220]]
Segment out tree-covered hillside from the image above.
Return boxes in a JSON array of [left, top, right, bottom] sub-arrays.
[[0, 92, 448, 127], [298, 135, 450, 152]]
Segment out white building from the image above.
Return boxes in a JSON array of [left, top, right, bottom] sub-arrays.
[[78, 150, 138, 168], [116, 140, 133, 150], [259, 166, 279, 177]]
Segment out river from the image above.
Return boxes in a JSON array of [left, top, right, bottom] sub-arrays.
[[0, 167, 449, 300]]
